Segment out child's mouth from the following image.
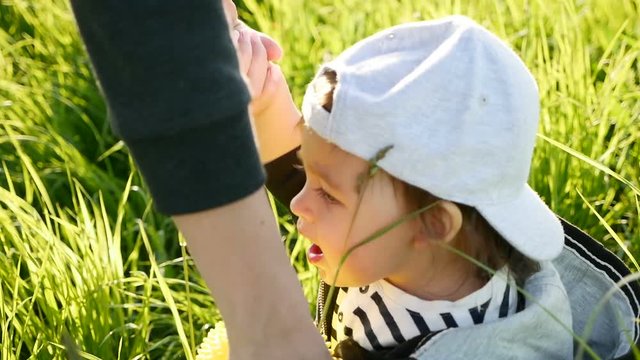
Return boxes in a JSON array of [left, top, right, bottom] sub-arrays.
[[308, 244, 324, 263]]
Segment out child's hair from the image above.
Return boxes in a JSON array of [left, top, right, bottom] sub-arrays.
[[314, 68, 539, 286]]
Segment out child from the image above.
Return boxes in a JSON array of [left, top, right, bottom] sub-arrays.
[[291, 16, 574, 358], [240, 15, 638, 359]]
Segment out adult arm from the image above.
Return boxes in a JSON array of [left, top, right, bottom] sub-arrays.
[[70, 1, 328, 359]]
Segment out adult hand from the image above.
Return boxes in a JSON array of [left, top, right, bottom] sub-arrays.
[[224, 1, 302, 163], [224, 0, 282, 101], [236, 30, 270, 100]]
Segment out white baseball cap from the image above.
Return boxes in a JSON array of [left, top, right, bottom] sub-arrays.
[[301, 16, 563, 261]]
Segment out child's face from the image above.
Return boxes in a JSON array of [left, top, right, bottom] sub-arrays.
[[291, 128, 419, 287]]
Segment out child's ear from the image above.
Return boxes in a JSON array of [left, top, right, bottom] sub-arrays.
[[413, 201, 463, 247]]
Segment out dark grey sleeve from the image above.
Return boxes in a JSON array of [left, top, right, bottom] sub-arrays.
[[70, 0, 264, 214]]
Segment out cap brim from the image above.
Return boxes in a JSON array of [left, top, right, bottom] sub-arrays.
[[477, 185, 564, 261]]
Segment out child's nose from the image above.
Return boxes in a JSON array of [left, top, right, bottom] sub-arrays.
[[290, 189, 313, 222]]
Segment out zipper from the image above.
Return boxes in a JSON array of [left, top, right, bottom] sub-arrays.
[[317, 280, 329, 340]]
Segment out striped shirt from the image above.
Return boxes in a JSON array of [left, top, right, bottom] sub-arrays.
[[330, 267, 518, 351]]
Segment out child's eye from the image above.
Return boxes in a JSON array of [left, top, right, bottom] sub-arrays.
[[315, 188, 338, 204]]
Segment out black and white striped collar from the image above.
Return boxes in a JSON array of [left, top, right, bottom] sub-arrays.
[[330, 267, 518, 351]]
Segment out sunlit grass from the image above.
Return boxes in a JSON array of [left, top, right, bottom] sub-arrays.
[[0, 162, 220, 358]]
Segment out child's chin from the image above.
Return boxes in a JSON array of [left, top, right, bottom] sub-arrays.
[[318, 271, 344, 287], [318, 272, 363, 288]]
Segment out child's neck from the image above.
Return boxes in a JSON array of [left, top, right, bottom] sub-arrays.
[[386, 254, 486, 302]]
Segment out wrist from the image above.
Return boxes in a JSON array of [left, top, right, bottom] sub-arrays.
[[253, 104, 302, 163]]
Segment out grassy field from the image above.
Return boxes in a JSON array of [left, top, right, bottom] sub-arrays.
[[0, 0, 638, 358]]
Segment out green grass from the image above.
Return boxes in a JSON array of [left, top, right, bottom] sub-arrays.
[[0, 0, 639, 358]]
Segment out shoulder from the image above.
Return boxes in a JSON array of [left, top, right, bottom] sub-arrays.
[[553, 218, 640, 359], [410, 261, 572, 359]]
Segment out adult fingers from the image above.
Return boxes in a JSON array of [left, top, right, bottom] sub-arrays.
[[258, 33, 283, 62], [250, 63, 284, 115], [221, 0, 238, 28], [222, 0, 243, 47], [261, 63, 285, 99], [246, 33, 268, 97], [236, 30, 252, 75], [231, 17, 282, 62], [231, 28, 240, 47]]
